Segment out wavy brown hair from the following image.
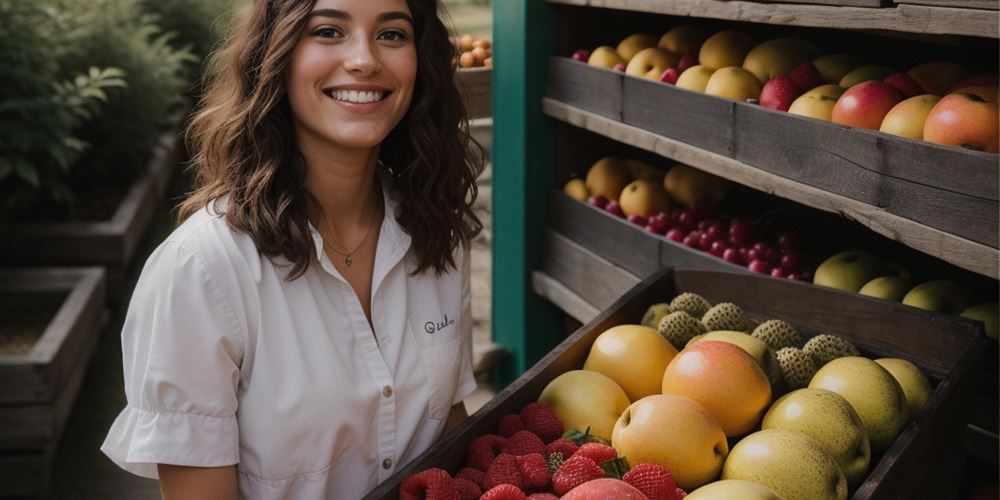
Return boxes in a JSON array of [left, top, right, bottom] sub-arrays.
[[179, 0, 483, 278]]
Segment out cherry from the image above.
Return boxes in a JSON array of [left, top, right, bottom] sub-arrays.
[[748, 259, 771, 274], [677, 210, 698, 229], [770, 267, 787, 278], [722, 248, 743, 265], [689, 198, 718, 220], [698, 231, 717, 250], [571, 49, 590, 62], [605, 201, 624, 217], [587, 195, 609, 210], [778, 231, 801, 250], [627, 214, 648, 226], [780, 252, 801, 271], [728, 218, 754, 245], [666, 228, 686, 242], [683, 233, 700, 248], [709, 240, 728, 257]]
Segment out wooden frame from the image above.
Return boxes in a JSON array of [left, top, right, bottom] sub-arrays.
[[457, 67, 493, 120]]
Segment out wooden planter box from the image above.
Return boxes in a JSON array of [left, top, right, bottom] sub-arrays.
[[0, 267, 106, 498], [365, 267, 986, 499], [457, 67, 492, 120], [546, 57, 1000, 250], [0, 129, 182, 303]]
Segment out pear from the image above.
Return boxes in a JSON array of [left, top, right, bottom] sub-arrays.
[[723, 428, 848, 500]]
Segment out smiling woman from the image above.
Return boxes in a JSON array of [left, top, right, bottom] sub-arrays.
[[99, 0, 484, 498]]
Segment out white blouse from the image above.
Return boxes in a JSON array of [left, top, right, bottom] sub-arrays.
[[101, 179, 477, 499]]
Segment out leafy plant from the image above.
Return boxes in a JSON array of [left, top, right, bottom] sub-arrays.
[[139, 0, 242, 72]]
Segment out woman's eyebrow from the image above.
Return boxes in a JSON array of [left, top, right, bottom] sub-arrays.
[[377, 11, 413, 25], [308, 8, 349, 20]]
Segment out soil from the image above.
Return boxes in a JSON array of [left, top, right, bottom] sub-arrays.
[[0, 291, 67, 356]]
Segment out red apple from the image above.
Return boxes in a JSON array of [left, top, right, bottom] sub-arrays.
[[676, 48, 698, 73], [788, 61, 824, 92], [760, 75, 803, 111], [923, 92, 999, 153], [948, 73, 999, 93], [832, 81, 903, 130], [660, 67, 680, 85], [883, 72, 924, 99], [571, 49, 591, 62]]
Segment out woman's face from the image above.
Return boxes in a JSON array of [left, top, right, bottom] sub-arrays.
[[287, 0, 417, 155]]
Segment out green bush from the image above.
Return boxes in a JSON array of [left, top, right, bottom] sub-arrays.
[[139, 0, 240, 72], [0, 0, 125, 220]]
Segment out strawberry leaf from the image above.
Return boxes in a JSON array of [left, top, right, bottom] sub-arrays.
[[599, 457, 628, 479]]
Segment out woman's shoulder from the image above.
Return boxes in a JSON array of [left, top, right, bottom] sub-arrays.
[[153, 199, 264, 282]]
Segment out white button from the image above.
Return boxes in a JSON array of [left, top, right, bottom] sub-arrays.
[[382, 386, 393, 398], [382, 458, 392, 469]]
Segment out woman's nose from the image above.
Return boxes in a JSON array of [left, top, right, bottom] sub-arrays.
[[343, 38, 382, 76]]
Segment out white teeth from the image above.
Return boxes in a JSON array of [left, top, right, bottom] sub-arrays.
[[329, 89, 385, 103]]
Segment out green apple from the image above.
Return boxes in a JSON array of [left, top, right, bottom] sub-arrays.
[[875, 358, 933, 418], [813, 251, 891, 293], [762, 388, 871, 488], [813, 54, 866, 84], [723, 429, 848, 500], [809, 357, 909, 452], [839, 65, 894, 88], [858, 276, 913, 302], [901, 280, 976, 315], [687, 479, 787, 500], [692, 330, 781, 386], [961, 302, 999, 340]]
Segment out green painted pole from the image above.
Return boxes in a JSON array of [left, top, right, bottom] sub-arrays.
[[490, 0, 562, 388]]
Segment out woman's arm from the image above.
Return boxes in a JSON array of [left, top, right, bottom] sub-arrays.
[[158, 464, 238, 500], [443, 402, 469, 434]]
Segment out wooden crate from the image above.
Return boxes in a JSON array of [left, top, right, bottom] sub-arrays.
[[756, 0, 887, 6], [894, 0, 997, 9], [457, 67, 492, 120], [364, 267, 986, 499], [0, 267, 106, 497]]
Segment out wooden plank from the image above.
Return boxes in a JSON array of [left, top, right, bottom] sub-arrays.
[[531, 271, 602, 323], [546, 57, 623, 121], [547, 0, 999, 38], [456, 68, 492, 120], [759, 0, 885, 6], [541, 229, 642, 311], [896, 0, 998, 9], [543, 98, 1000, 279]]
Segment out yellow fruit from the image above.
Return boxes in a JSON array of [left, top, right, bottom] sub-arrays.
[[875, 358, 933, 418], [663, 164, 731, 206], [612, 394, 729, 490], [585, 157, 633, 201], [699, 30, 756, 71], [563, 178, 590, 201], [618, 179, 672, 217], [687, 479, 787, 500], [538, 370, 630, 443], [583, 324, 678, 401], [723, 429, 848, 500]]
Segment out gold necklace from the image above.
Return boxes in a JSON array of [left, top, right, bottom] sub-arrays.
[[324, 194, 381, 268]]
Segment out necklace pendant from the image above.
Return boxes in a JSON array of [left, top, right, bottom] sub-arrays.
[[345, 255, 353, 267]]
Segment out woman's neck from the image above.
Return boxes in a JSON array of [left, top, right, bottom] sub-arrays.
[[300, 142, 382, 232]]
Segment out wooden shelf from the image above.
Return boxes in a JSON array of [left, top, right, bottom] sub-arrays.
[[543, 98, 1000, 279], [548, 0, 999, 39]]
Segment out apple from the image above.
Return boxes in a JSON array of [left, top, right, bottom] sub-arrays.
[[875, 358, 933, 418], [948, 73, 999, 93], [563, 178, 591, 201], [901, 279, 976, 314], [954, 84, 1000, 102], [839, 65, 895, 88], [570, 48, 590, 62], [677, 48, 698, 73], [616, 33, 659, 62], [585, 157, 633, 200], [676, 65, 716, 92], [663, 163, 732, 206], [883, 72, 925, 99], [705, 66, 763, 101], [813, 53, 866, 84], [538, 369, 631, 443], [742, 37, 819, 85], [961, 303, 999, 340], [624, 158, 662, 180], [832, 81, 902, 130], [788, 61, 824, 91], [858, 276, 913, 302], [923, 92, 999, 153], [561, 478, 651, 500], [583, 325, 678, 402], [788, 84, 846, 121], [626, 47, 680, 80], [813, 251, 891, 293], [659, 25, 708, 54], [612, 394, 729, 490], [760, 75, 803, 111], [699, 30, 756, 70], [588, 45, 626, 69], [879, 94, 942, 140], [908, 61, 969, 95], [687, 479, 785, 500], [723, 429, 848, 500], [763, 388, 871, 488], [809, 356, 909, 452], [619, 179, 672, 217], [689, 330, 781, 386], [660, 67, 680, 85]]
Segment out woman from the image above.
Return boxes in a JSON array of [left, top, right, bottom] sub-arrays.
[[101, 0, 483, 498]]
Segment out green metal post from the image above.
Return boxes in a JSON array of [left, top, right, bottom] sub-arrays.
[[490, 0, 562, 388]]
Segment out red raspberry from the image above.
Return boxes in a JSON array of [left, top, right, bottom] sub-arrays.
[[545, 437, 578, 460], [498, 414, 526, 438], [504, 430, 547, 457], [468, 434, 508, 471], [515, 453, 552, 490], [574, 442, 618, 464], [455, 467, 485, 488], [480, 484, 528, 500], [519, 402, 565, 443], [454, 477, 482, 500], [483, 453, 524, 491], [399, 468, 460, 500], [622, 463, 683, 500], [552, 455, 606, 496]]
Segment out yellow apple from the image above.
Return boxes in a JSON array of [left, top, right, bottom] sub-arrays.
[[813, 54, 865, 84], [704, 66, 762, 101], [901, 280, 976, 315], [961, 302, 999, 340], [588, 45, 626, 69], [585, 156, 633, 201], [839, 65, 894, 88], [624, 158, 662, 181], [563, 178, 590, 201], [762, 388, 871, 488], [858, 276, 913, 302], [626, 47, 680, 80], [687, 480, 786, 500], [812, 251, 890, 293], [612, 394, 729, 490], [538, 369, 630, 443], [875, 358, 933, 419], [879, 94, 942, 140], [617, 33, 659, 62], [618, 179, 672, 217], [583, 324, 678, 401], [659, 25, 708, 54], [909, 61, 969, 95], [663, 163, 732, 206], [787, 84, 846, 121], [743, 38, 820, 85], [676, 65, 716, 92], [699, 30, 756, 70], [723, 429, 848, 500]]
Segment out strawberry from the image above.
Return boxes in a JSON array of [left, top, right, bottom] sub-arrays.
[[515, 453, 552, 490], [399, 468, 460, 500], [552, 455, 606, 496], [574, 442, 618, 464], [468, 434, 508, 471], [483, 453, 524, 491], [622, 463, 683, 500], [455, 467, 485, 488], [504, 430, 547, 457], [453, 477, 482, 500], [520, 402, 565, 443], [480, 484, 528, 500], [498, 414, 525, 438], [545, 437, 578, 460], [526, 494, 560, 500]]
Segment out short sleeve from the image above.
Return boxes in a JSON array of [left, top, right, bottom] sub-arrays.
[[453, 243, 478, 406], [101, 241, 244, 478]]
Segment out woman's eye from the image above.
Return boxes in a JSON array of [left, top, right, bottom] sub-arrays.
[[313, 27, 342, 38], [378, 29, 408, 42]]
